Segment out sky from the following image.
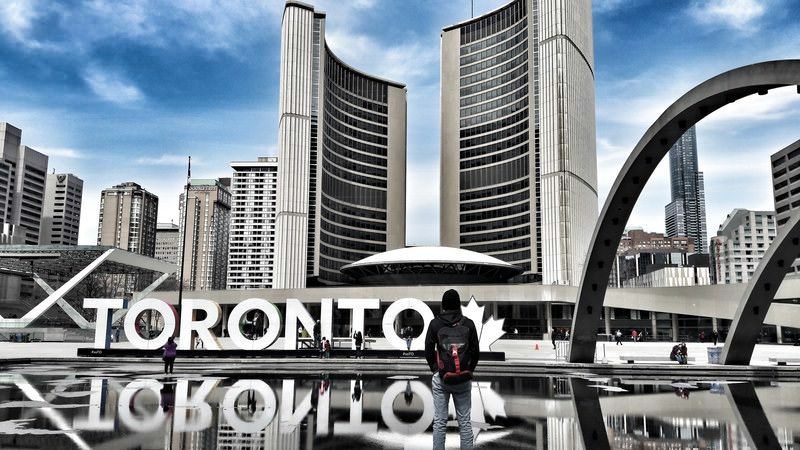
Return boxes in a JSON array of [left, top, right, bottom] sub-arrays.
[[0, 0, 798, 246]]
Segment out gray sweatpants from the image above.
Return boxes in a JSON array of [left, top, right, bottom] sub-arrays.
[[431, 372, 473, 450]]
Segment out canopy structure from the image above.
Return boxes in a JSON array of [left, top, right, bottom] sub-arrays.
[[340, 246, 524, 285]]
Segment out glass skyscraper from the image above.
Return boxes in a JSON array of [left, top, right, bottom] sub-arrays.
[[665, 126, 708, 253]]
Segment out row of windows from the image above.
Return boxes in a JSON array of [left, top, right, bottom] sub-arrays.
[[460, 213, 529, 234], [322, 173, 387, 209], [322, 194, 387, 221], [460, 178, 529, 202], [461, 74, 528, 108], [325, 90, 388, 125], [324, 110, 388, 146], [320, 230, 385, 253], [321, 207, 386, 233], [461, 188, 528, 212], [460, 40, 528, 77], [323, 135, 387, 167], [461, 200, 529, 223], [323, 147, 387, 178], [459, 0, 525, 45], [492, 249, 531, 264], [460, 62, 528, 98], [460, 225, 529, 244], [460, 52, 527, 88], [325, 123, 387, 157], [460, 28, 528, 66], [323, 160, 386, 189], [460, 142, 528, 170], [460, 17, 527, 56], [463, 237, 530, 254], [460, 116, 528, 149], [325, 77, 388, 115], [460, 96, 527, 128], [461, 85, 528, 118], [326, 51, 388, 103], [461, 131, 528, 160], [325, 98, 388, 135], [460, 108, 528, 139], [320, 244, 372, 265]]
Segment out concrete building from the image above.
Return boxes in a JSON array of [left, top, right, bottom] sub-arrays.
[[770, 138, 800, 229], [97, 182, 159, 257], [440, 0, 598, 285], [155, 222, 180, 265], [227, 157, 279, 290], [0, 123, 49, 245], [621, 263, 710, 288], [178, 179, 231, 291], [709, 209, 776, 284], [273, 1, 407, 288], [617, 228, 694, 254], [40, 173, 83, 245], [665, 126, 708, 252]]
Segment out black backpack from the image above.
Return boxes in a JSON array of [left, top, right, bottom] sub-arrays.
[[436, 318, 473, 384]]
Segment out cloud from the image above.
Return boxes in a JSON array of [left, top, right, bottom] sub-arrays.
[[594, 0, 629, 13], [83, 66, 144, 105], [703, 86, 800, 127], [688, 0, 767, 32], [135, 154, 191, 166], [0, 0, 38, 44], [38, 147, 85, 159]]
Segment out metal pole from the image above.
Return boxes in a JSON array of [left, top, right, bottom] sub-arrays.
[[177, 156, 191, 317]]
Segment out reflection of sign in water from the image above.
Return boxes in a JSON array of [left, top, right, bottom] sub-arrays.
[[85, 296, 506, 351]]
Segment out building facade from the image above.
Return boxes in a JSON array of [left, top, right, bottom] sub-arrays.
[[97, 182, 159, 257], [155, 222, 181, 265], [227, 157, 279, 290], [0, 123, 49, 245], [440, 0, 598, 285], [770, 138, 800, 229], [178, 179, 231, 291], [622, 266, 710, 288], [40, 173, 83, 245], [617, 228, 695, 255], [273, 1, 407, 287], [665, 126, 708, 252], [709, 209, 776, 284]]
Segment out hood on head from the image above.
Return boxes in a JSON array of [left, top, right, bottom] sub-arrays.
[[439, 308, 463, 325]]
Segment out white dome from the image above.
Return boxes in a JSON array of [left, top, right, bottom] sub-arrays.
[[343, 246, 517, 269]]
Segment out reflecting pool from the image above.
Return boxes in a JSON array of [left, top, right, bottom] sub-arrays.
[[0, 364, 799, 449]]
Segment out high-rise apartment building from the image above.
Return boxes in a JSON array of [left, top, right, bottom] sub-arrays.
[[709, 209, 776, 284], [227, 157, 279, 289], [0, 123, 49, 245], [273, 2, 407, 287], [178, 179, 231, 291], [665, 126, 708, 253], [97, 182, 159, 257], [155, 222, 181, 265], [40, 173, 83, 245], [440, 0, 598, 285], [770, 138, 800, 229]]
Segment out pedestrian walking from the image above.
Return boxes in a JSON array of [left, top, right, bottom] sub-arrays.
[[631, 329, 638, 342], [324, 337, 331, 358], [425, 289, 479, 450], [711, 329, 719, 346], [551, 328, 557, 350], [313, 320, 321, 348], [699, 330, 705, 343], [162, 336, 177, 374], [615, 329, 623, 346], [403, 326, 414, 350], [353, 330, 363, 358]]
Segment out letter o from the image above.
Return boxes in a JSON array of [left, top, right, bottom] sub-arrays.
[[123, 298, 177, 350], [221, 380, 277, 433], [118, 379, 166, 432], [380, 381, 434, 435], [227, 298, 282, 350], [382, 298, 434, 350]]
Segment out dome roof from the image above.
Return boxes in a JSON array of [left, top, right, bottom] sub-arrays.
[[343, 246, 517, 269], [340, 246, 524, 285]]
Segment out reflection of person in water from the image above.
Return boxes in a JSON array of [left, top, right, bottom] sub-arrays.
[[351, 378, 363, 403], [674, 387, 690, 399], [404, 381, 414, 406], [160, 382, 175, 412], [246, 389, 257, 416]]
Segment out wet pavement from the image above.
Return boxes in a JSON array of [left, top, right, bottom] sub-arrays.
[[0, 363, 799, 449]]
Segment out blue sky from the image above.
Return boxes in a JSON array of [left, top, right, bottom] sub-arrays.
[[0, 0, 798, 246]]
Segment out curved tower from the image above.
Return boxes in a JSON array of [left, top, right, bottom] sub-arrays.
[[440, 0, 597, 284], [274, 1, 406, 287]]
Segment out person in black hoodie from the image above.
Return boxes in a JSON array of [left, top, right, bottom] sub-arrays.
[[425, 289, 479, 450]]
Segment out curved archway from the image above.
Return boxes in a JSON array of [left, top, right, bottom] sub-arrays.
[[568, 60, 800, 363], [722, 212, 800, 364]]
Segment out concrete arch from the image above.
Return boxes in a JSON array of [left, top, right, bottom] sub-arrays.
[[568, 60, 800, 363], [722, 212, 800, 365]]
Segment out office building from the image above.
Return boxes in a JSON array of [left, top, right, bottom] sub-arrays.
[[227, 157, 279, 289], [155, 222, 181, 265], [709, 209, 776, 284], [439, 0, 598, 285], [97, 182, 159, 257], [178, 179, 231, 291], [609, 228, 705, 288], [273, 1, 407, 287], [40, 173, 83, 245], [0, 123, 49, 245], [617, 228, 695, 254], [665, 126, 708, 253], [770, 138, 800, 228]]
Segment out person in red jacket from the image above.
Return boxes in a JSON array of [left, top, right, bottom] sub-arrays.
[[162, 336, 177, 374]]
